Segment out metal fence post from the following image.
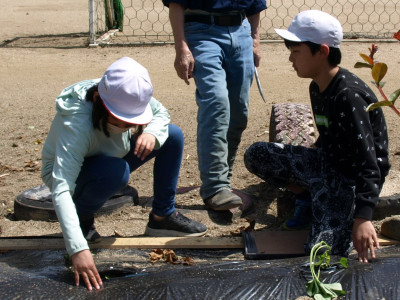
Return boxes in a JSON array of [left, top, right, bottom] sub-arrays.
[[89, 0, 97, 46]]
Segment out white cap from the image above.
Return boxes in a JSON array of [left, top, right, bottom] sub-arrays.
[[98, 57, 153, 125], [274, 10, 343, 48]]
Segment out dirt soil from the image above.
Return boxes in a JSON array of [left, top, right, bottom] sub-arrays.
[[0, 0, 399, 243]]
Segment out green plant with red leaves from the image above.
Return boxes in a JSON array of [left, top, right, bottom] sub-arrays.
[[354, 31, 400, 117]]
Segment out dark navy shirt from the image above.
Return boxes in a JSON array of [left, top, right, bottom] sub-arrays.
[[310, 68, 390, 220], [162, 0, 267, 16]]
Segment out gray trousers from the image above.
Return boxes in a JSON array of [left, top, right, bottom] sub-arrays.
[[244, 142, 355, 256]]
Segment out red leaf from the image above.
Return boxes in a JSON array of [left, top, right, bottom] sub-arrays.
[[394, 30, 400, 41], [359, 53, 374, 66]]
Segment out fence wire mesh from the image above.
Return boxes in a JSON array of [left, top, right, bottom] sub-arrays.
[[90, 0, 400, 45]]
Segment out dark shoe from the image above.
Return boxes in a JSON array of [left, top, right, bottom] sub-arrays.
[[78, 214, 101, 243], [282, 198, 312, 231], [144, 211, 207, 237], [204, 189, 243, 211]]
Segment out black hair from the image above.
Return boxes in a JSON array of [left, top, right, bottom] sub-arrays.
[[86, 84, 111, 137], [85, 84, 144, 138], [284, 39, 342, 67]]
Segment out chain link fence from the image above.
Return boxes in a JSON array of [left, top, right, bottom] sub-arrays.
[[89, 0, 400, 46]]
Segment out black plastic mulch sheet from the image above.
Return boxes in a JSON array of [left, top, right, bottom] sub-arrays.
[[0, 246, 399, 299]]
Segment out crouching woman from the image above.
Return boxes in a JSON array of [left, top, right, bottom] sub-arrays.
[[41, 57, 207, 290]]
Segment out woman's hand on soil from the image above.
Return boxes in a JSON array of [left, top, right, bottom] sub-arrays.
[[71, 249, 103, 291]]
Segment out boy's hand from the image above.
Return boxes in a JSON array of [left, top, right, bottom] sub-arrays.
[[352, 218, 380, 263], [71, 249, 103, 291], [134, 133, 156, 160]]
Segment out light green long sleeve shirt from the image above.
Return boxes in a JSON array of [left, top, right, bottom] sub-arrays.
[[41, 79, 170, 255]]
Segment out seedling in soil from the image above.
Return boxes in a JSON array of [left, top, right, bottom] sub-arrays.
[[306, 241, 348, 300]]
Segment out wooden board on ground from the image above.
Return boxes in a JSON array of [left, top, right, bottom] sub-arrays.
[[0, 233, 398, 252], [0, 236, 243, 251], [243, 231, 400, 259]]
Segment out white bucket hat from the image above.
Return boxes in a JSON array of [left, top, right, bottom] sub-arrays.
[[274, 10, 343, 48], [98, 57, 153, 125]]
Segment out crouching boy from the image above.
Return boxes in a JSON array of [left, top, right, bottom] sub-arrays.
[[244, 10, 390, 262]]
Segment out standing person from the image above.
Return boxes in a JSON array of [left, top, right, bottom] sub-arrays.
[[162, 1, 267, 210], [41, 57, 207, 290], [244, 10, 390, 261]]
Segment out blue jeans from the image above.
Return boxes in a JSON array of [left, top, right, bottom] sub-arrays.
[[185, 19, 254, 199], [73, 124, 183, 217]]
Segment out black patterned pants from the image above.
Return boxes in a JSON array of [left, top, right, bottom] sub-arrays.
[[244, 142, 355, 256]]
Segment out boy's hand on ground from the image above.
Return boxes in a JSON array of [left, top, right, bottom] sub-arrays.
[[134, 133, 156, 160], [71, 249, 103, 291], [352, 218, 380, 263]]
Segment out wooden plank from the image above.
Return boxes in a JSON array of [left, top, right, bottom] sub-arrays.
[[96, 236, 243, 249], [377, 234, 400, 246], [0, 236, 243, 251], [0, 234, 397, 251]]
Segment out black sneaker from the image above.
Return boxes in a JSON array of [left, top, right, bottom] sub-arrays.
[[78, 214, 101, 243], [204, 189, 243, 211], [145, 211, 207, 237]]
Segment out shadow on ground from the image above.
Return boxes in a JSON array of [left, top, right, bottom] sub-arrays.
[[1, 32, 90, 49]]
